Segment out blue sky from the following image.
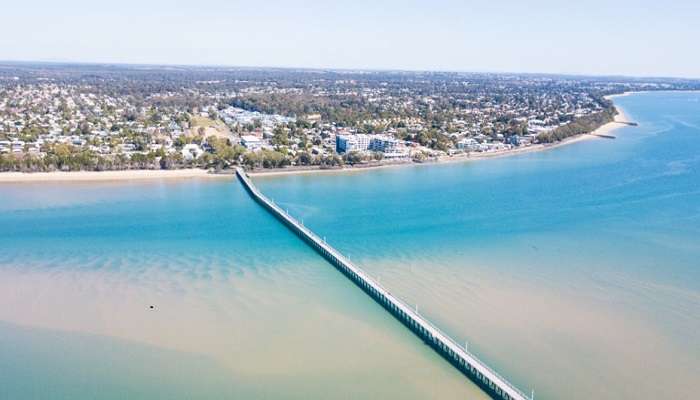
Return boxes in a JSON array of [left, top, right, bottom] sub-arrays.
[[2, 0, 699, 78]]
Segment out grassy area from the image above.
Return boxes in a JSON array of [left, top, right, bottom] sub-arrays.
[[188, 116, 232, 138]]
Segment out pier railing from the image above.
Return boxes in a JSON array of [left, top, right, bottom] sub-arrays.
[[236, 168, 532, 400]]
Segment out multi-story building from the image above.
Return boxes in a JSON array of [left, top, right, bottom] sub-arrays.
[[336, 134, 401, 153], [336, 134, 371, 153], [369, 135, 399, 152]]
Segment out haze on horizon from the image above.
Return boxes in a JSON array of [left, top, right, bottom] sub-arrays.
[[2, 0, 699, 79]]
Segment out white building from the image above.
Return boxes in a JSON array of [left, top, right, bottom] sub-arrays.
[[369, 135, 399, 152], [336, 134, 402, 154], [241, 135, 263, 151], [456, 138, 480, 151], [181, 143, 204, 160], [336, 134, 371, 153]]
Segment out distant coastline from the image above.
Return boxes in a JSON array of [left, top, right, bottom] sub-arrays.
[[0, 97, 634, 183]]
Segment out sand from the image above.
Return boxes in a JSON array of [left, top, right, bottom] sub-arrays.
[[0, 99, 635, 182], [250, 103, 634, 178], [0, 168, 229, 183]]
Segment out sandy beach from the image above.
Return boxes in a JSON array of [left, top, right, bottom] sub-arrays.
[[0, 168, 229, 183], [0, 101, 634, 182], [250, 103, 634, 178]]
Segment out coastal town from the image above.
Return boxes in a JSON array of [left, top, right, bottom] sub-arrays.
[[3, 0, 700, 398], [1, 63, 698, 174]]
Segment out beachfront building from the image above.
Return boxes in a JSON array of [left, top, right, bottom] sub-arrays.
[[369, 135, 399, 152], [335, 134, 371, 153], [382, 150, 410, 160], [336, 134, 401, 154], [457, 138, 480, 151], [241, 135, 264, 151]]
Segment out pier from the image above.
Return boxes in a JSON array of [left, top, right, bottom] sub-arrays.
[[236, 167, 532, 400]]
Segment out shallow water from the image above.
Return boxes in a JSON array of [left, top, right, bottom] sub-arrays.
[[1, 91, 699, 399], [254, 91, 700, 399], [0, 179, 488, 399]]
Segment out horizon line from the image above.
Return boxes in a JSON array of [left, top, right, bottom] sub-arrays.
[[1, 58, 699, 82]]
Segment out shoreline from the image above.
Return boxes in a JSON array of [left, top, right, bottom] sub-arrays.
[[0, 97, 634, 183], [250, 101, 633, 178], [0, 168, 228, 183]]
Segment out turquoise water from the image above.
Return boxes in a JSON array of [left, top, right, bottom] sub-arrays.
[[255, 91, 700, 399], [0, 180, 488, 399], [1, 91, 699, 399]]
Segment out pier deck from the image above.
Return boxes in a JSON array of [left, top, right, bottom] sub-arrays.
[[236, 167, 532, 400]]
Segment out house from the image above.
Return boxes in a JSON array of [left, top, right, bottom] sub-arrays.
[[181, 143, 204, 160], [11, 140, 25, 153], [120, 143, 137, 152], [241, 135, 263, 151]]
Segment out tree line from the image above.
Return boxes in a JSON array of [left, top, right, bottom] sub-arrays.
[[537, 108, 616, 143], [0, 137, 345, 172]]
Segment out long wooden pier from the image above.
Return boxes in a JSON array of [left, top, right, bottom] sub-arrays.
[[236, 168, 532, 400]]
